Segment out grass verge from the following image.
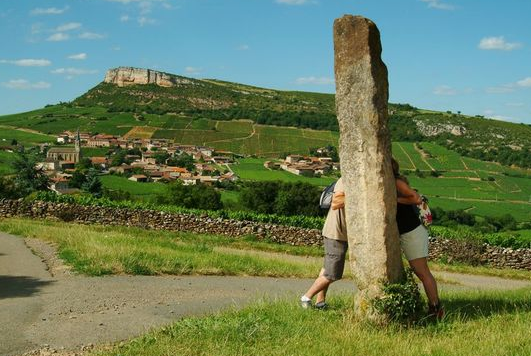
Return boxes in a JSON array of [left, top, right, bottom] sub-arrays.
[[0, 218, 322, 277], [94, 288, 531, 356]]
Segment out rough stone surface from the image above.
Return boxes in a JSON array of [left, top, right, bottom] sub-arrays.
[[1, 199, 530, 271], [104, 67, 195, 87], [333, 14, 404, 313]]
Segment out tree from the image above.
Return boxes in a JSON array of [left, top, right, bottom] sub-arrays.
[[69, 170, 87, 189], [239, 181, 324, 216], [167, 153, 195, 171], [81, 169, 102, 197], [10, 139, 18, 146], [157, 181, 222, 210], [154, 151, 170, 164], [0, 176, 20, 199], [12, 153, 50, 196]]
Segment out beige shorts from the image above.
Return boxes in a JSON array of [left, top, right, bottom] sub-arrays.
[[400, 225, 429, 261]]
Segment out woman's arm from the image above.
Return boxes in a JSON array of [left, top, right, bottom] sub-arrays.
[[396, 179, 421, 205]]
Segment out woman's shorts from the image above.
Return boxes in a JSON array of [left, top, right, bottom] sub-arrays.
[[400, 224, 429, 261], [323, 237, 348, 281]]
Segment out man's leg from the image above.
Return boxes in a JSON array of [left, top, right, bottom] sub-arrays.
[[303, 268, 332, 301]]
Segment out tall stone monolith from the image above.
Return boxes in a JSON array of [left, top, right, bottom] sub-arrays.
[[334, 15, 404, 319]]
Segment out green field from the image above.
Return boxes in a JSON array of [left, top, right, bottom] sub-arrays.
[[0, 127, 54, 146], [153, 121, 339, 156], [0, 150, 16, 175], [100, 175, 166, 200], [232, 158, 336, 186]]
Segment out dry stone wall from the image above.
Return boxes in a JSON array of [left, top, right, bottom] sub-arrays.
[[1, 199, 530, 271]]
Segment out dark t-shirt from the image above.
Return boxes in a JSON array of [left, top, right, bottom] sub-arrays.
[[396, 203, 420, 235]]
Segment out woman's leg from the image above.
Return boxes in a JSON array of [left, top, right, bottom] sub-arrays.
[[408, 257, 439, 306]]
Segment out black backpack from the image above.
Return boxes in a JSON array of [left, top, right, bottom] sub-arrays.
[[319, 181, 337, 209]]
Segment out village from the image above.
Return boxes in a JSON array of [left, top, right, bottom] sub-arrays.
[[37, 130, 337, 194]]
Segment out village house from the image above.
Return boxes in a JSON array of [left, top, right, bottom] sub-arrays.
[[280, 154, 334, 177], [149, 171, 164, 182], [285, 155, 304, 164], [162, 167, 189, 180], [90, 157, 109, 169], [181, 177, 200, 185], [129, 174, 148, 182], [109, 164, 134, 175], [37, 158, 60, 172], [86, 134, 117, 148], [212, 156, 232, 164]]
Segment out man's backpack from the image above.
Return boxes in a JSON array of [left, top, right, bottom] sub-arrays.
[[414, 195, 433, 227], [319, 181, 337, 209]]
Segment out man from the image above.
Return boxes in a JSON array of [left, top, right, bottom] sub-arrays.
[[301, 177, 346, 309]]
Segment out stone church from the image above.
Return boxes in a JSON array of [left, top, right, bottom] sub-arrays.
[[47, 131, 81, 163]]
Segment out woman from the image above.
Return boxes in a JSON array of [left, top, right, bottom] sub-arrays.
[[392, 158, 444, 319]]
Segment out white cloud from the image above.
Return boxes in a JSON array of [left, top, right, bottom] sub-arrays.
[[478, 36, 522, 51], [420, 0, 455, 10], [51, 68, 98, 75], [483, 109, 494, 116], [485, 85, 515, 94], [47, 33, 70, 41], [295, 76, 334, 85], [516, 77, 531, 87], [237, 44, 250, 51], [68, 53, 87, 60], [31, 7, 69, 15], [138, 16, 156, 26], [276, 0, 309, 4], [0, 59, 51, 67], [120, 15, 130, 22], [2, 79, 51, 90], [79, 32, 106, 40], [111, 46, 122, 51], [55, 22, 82, 32], [185, 66, 202, 75], [433, 85, 457, 95], [506, 102, 524, 107]]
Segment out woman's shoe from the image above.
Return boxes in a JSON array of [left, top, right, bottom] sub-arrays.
[[428, 303, 445, 320]]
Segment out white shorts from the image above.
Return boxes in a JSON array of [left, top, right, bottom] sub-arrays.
[[400, 225, 429, 261]]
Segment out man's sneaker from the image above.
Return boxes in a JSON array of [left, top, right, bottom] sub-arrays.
[[300, 299, 312, 309], [428, 303, 445, 320], [315, 301, 328, 310]]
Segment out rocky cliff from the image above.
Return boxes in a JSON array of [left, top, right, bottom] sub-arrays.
[[104, 67, 195, 87]]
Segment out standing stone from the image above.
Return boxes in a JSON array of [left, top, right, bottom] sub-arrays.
[[333, 15, 404, 318]]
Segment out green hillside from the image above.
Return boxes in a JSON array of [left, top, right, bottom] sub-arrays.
[[1, 68, 531, 221]]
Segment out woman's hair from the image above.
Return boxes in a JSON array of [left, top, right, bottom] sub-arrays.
[[391, 157, 409, 183]]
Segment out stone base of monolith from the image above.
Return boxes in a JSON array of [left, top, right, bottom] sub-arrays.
[[334, 15, 404, 321]]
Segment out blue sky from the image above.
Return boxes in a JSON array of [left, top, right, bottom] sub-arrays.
[[1, 0, 530, 123]]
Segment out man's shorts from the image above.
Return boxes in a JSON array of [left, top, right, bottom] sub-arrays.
[[323, 237, 348, 281], [400, 224, 429, 261]]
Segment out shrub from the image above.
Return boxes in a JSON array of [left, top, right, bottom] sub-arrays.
[[372, 269, 423, 324]]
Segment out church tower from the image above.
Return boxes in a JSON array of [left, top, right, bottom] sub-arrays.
[[74, 129, 81, 163]]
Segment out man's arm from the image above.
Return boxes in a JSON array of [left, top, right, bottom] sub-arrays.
[[331, 191, 345, 210]]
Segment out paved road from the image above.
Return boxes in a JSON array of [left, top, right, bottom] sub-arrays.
[[1, 231, 530, 356]]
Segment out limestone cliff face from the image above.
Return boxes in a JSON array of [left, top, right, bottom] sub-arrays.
[[104, 67, 195, 87]]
